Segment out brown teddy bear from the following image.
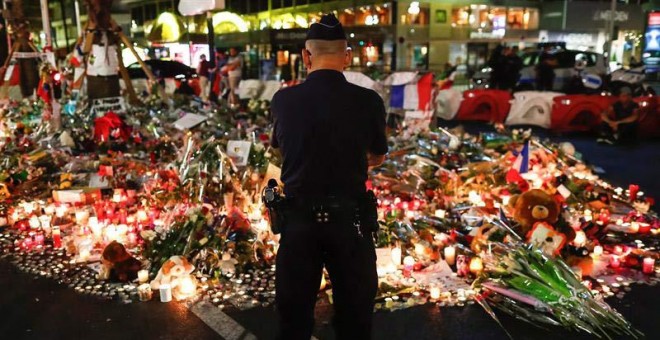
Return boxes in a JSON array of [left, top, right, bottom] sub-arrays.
[[509, 189, 561, 235], [102, 241, 142, 282]]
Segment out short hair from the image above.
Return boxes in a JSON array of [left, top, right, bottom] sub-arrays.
[[305, 39, 347, 56]]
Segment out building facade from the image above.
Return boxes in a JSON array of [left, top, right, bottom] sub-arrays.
[[122, 0, 651, 79]]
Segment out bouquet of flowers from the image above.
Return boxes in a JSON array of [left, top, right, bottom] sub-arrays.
[[476, 242, 643, 339]]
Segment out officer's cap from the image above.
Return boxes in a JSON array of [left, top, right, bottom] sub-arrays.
[[306, 14, 346, 41]]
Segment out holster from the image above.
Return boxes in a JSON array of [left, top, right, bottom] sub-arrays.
[[359, 190, 380, 233]]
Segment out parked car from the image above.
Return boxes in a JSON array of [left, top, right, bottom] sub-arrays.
[[121, 59, 201, 96], [471, 49, 608, 92]]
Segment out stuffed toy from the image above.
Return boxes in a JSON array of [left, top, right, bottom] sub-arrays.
[[509, 189, 561, 235], [102, 241, 142, 282], [150, 255, 195, 290], [218, 252, 238, 277]]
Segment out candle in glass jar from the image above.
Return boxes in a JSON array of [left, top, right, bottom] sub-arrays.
[[444, 246, 456, 265], [430, 286, 441, 300], [403, 256, 415, 271], [391, 247, 402, 266], [610, 255, 621, 268], [52, 226, 62, 248], [469, 257, 484, 275], [34, 233, 45, 246], [593, 245, 603, 257], [137, 284, 153, 302], [638, 223, 651, 234], [44, 205, 55, 216], [643, 257, 655, 274], [434, 209, 446, 219], [79, 249, 90, 262], [573, 231, 586, 247], [138, 270, 149, 284], [29, 216, 41, 229], [55, 205, 68, 218], [159, 284, 172, 302], [630, 222, 640, 233]]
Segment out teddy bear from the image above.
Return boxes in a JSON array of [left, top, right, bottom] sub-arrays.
[[150, 255, 195, 290], [509, 189, 561, 235], [101, 241, 142, 282], [509, 189, 578, 255]]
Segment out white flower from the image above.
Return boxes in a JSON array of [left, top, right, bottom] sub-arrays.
[[140, 230, 157, 241]]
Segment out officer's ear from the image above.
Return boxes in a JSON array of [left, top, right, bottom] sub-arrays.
[[344, 48, 353, 68], [302, 48, 312, 69]]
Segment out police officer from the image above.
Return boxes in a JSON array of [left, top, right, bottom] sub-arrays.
[[270, 14, 388, 340]]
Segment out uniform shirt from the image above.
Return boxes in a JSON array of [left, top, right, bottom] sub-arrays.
[[271, 69, 388, 198], [612, 101, 639, 121]]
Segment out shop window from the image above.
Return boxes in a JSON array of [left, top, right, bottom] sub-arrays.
[[452, 7, 470, 26], [338, 8, 356, 26], [507, 8, 538, 30], [355, 5, 391, 26], [401, 2, 429, 25]]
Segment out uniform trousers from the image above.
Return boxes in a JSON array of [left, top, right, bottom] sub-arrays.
[[276, 206, 378, 340]]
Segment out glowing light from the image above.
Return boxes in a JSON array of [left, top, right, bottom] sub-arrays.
[[212, 12, 249, 33]]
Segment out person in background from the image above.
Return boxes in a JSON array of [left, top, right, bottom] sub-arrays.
[[196, 54, 213, 102], [536, 46, 556, 91], [500, 46, 523, 91], [226, 47, 243, 107], [212, 50, 228, 102], [488, 44, 505, 90], [598, 87, 640, 145]]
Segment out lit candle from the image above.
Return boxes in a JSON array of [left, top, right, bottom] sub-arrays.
[[79, 249, 90, 262], [138, 270, 149, 284], [177, 276, 196, 300], [403, 256, 415, 277], [430, 286, 441, 300], [638, 223, 651, 234], [610, 255, 621, 268], [137, 209, 148, 222], [159, 284, 172, 302], [414, 243, 425, 256], [56, 205, 68, 218], [593, 245, 603, 257], [630, 222, 640, 233], [573, 231, 586, 247], [583, 209, 592, 222], [643, 257, 655, 274], [391, 247, 402, 266], [137, 284, 153, 302], [444, 246, 456, 265], [434, 209, 446, 219], [501, 195, 510, 206], [44, 205, 56, 216], [23, 202, 35, 214], [384, 297, 393, 309], [52, 226, 62, 248], [75, 210, 89, 225], [469, 257, 484, 275], [34, 233, 45, 246], [614, 245, 624, 255], [29, 216, 41, 229]]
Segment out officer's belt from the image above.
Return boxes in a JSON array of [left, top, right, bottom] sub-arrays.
[[287, 195, 364, 210]]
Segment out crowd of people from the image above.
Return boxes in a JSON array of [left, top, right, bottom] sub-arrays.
[[183, 47, 244, 107]]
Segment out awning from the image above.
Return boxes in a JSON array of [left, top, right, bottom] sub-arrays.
[[147, 12, 186, 43]]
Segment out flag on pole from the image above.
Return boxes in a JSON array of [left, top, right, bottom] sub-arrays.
[[512, 140, 530, 174], [506, 140, 530, 187]]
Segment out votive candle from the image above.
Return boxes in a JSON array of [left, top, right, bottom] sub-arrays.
[[444, 246, 456, 265], [593, 245, 603, 257], [138, 270, 149, 284], [643, 257, 655, 274], [159, 284, 172, 302]]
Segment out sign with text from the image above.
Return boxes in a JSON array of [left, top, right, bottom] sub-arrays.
[[90, 97, 126, 116]]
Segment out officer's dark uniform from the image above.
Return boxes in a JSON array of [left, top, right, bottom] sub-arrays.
[[270, 14, 388, 340]]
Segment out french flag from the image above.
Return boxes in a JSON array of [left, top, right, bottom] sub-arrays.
[[389, 73, 433, 110], [506, 140, 530, 184]]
